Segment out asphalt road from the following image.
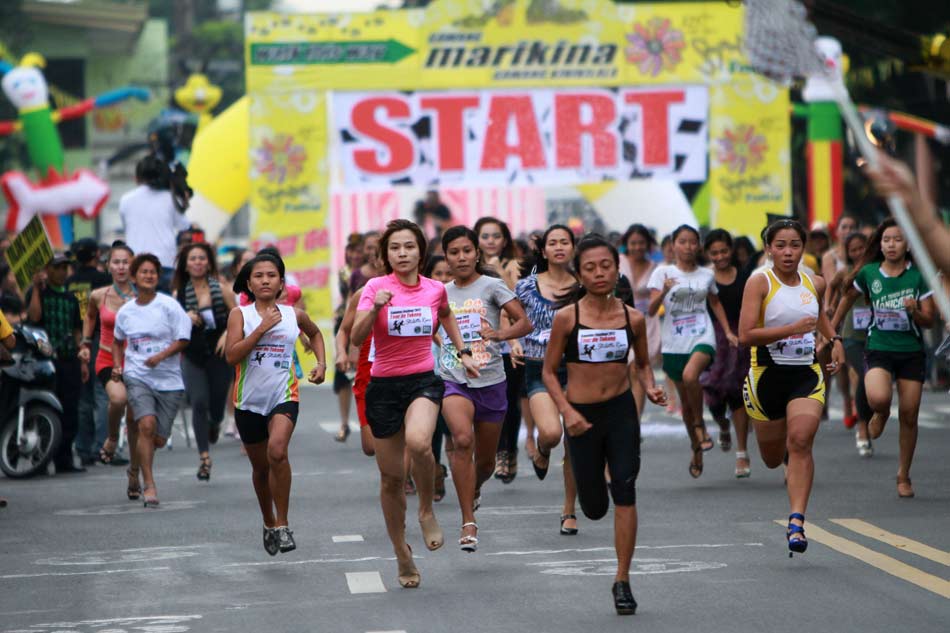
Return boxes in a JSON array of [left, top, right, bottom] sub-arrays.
[[1, 386, 948, 633]]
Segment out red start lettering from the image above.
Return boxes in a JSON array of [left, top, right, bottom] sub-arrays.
[[623, 90, 685, 167], [420, 95, 479, 171], [555, 93, 617, 169], [351, 97, 414, 174]]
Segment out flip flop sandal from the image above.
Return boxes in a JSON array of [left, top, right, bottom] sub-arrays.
[[689, 447, 704, 479]]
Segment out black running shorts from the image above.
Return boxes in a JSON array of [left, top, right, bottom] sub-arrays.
[[365, 371, 445, 439]]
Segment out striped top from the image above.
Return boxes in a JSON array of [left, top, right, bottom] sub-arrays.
[[234, 303, 300, 415], [752, 269, 819, 367], [515, 274, 558, 360]]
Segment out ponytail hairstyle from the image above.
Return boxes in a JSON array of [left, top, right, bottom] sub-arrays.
[[473, 216, 515, 263], [519, 224, 575, 278], [557, 234, 623, 307], [441, 225, 495, 277], [135, 155, 170, 191], [233, 253, 285, 302]]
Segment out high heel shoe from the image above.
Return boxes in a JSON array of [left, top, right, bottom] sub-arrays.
[[397, 544, 420, 588], [459, 522, 478, 552], [126, 467, 141, 500], [786, 513, 807, 557], [612, 580, 637, 615], [143, 487, 160, 508], [197, 456, 212, 481]]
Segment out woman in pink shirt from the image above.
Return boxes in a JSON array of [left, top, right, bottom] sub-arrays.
[[352, 219, 479, 590]]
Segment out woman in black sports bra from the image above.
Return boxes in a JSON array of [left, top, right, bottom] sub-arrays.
[[543, 235, 666, 616]]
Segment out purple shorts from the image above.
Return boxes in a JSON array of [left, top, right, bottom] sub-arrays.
[[443, 380, 508, 423]]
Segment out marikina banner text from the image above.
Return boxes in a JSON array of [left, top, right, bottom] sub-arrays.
[[245, 0, 792, 351]]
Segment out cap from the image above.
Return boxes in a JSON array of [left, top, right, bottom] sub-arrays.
[[49, 251, 73, 266], [809, 221, 830, 236], [71, 237, 99, 262]]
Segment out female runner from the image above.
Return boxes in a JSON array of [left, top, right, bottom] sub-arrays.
[[515, 225, 580, 535], [79, 242, 138, 497], [425, 255, 452, 501], [831, 218, 935, 497], [112, 254, 192, 508], [351, 219, 479, 588], [438, 226, 532, 552], [226, 253, 326, 555], [827, 232, 874, 456], [648, 225, 736, 478], [620, 224, 661, 415], [174, 242, 237, 481], [544, 235, 666, 615], [474, 216, 525, 483], [701, 229, 752, 477], [739, 219, 844, 555]]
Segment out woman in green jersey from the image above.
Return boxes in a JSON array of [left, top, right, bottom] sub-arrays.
[[832, 218, 936, 498]]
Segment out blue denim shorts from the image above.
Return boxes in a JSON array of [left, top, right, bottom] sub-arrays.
[[524, 358, 567, 398]]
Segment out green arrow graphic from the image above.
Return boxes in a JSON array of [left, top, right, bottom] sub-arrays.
[[251, 40, 416, 65]]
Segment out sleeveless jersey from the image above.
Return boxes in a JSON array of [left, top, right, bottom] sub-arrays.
[[233, 303, 300, 415], [752, 269, 820, 367]]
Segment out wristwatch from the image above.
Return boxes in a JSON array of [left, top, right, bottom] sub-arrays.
[[457, 348, 473, 359], [831, 335, 843, 344]]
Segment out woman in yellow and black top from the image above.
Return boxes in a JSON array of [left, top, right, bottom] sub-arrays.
[[831, 218, 935, 498], [739, 219, 844, 557]]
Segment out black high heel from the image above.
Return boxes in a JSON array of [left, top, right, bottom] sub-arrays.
[[197, 457, 211, 481], [612, 580, 637, 615], [786, 513, 807, 557]]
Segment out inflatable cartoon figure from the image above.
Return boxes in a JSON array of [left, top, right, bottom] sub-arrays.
[[0, 53, 149, 245], [174, 73, 222, 133]]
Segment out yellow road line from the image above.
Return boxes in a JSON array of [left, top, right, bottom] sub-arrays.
[[831, 519, 950, 567], [774, 521, 950, 599]]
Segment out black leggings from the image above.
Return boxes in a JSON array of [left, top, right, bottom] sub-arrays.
[[497, 354, 524, 453], [566, 390, 641, 520]]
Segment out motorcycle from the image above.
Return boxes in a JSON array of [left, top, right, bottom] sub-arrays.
[[0, 323, 63, 478]]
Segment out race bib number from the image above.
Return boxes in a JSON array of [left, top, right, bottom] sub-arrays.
[[456, 312, 483, 343], [671, 313, 707, 337], [875, 308, 910, 332], [769, 332, 815, 362], [129, 336, 162, 355], [529, 328, 551, 345], [852, 307, 872, 331], [387, 306, 432, 337], [577, 329, 629, 363]]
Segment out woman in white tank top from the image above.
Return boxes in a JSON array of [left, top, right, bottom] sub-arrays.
[[738, 219, 844, 558], [225, 253, 327, 556]]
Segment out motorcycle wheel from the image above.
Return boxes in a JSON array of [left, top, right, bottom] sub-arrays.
[[0, 404, 62, 478]]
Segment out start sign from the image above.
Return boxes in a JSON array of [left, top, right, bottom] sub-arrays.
[[332, 86, 708, 189]]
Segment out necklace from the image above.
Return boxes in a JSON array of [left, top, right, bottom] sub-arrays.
[[113, 282, 136, 301]]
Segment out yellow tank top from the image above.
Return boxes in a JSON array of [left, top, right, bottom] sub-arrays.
[[753, 269, 819, 367]]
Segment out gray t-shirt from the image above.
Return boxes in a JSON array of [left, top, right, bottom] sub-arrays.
[[437, 275, 517, 388]]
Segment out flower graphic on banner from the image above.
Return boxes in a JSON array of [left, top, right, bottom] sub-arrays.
[[717, 125, 768, 174], [255, 134, 306, 183], [625, 18, 686, 77]]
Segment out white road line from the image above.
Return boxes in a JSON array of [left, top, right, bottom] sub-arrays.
[[222, 555, 400, 568], [346, 571, 387, 594], [367, 630, 408, 633], [0, 566, 171, 580], [333, 535, 365, 543], [485, 543, 764, 556]]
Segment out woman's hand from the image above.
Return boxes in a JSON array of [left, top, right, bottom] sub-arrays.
[[145, 353, 163, 368], [562, 407, 592, 437], [373, 290, 393, 309], [509, 339, 524, 368], [78, 346, 91, 363], [258, 305, 282, 333], [461, 354, 481, 378], [215, 332, 227, 356], [335, 354, 352, 373], [662, 276, 676, 294], [110, 366, 123, 382], [903, 296, 919, 314], [725, 331, 739, 347], [827, 340, 846, 375], [187, 310, 202, 328], [646, 386, 667, 406], [479, 318, 498, 342], [308, 363, 326, 385], [791, 316, 818, 335]]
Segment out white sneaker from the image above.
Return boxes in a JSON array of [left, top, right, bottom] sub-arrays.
[[855, 433, 873, 458]]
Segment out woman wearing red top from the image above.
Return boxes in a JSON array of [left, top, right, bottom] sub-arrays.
[[79, 242, 139, 498], [351, 219, 479, 589]]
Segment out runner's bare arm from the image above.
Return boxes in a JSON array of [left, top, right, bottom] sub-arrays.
[[78, 287, 103, 362], [830, 285, 861, 333], [544, 307, 590, 437], [708, 293, 737, 345], [485, 298, 533, 341], [906, 294, 936, 329], [629, 308, 665, 405], [335, 288, 362, 371], [296, 308, 327, 384]]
